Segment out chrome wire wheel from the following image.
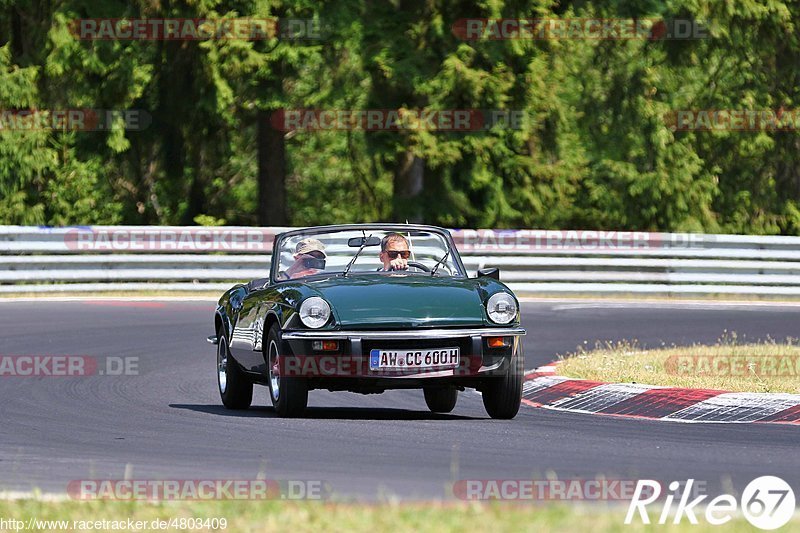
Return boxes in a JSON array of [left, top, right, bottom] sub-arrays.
[[217, 337, 228, 394], [268, 339, 280, 402]]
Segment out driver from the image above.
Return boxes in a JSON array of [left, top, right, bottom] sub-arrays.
[[277, 238, 327, 280], [378, 233, 411, 271]]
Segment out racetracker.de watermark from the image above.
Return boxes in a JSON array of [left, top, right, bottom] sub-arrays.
[[452, 479, 705, 501], [63, 228, 277, 252], [665, 355, 800, 377], [0, 109, 150, 131], [452, 229, 705, 252], [67, 479, 330, 500], [273, 354, 506, 377], [0, 355, 138, 377], [270, 109, 529, 132], [452, 18, 708, 40], [71, 18, 322, 40], [665, 109, 800, 131]]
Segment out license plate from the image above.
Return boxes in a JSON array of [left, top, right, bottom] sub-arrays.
[[369, 348, 460, 370]]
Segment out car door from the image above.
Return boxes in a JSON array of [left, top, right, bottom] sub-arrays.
[[228, 284, 268, 372]]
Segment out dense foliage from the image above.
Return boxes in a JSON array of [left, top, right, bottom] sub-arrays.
[[1, 0, 798, 233]]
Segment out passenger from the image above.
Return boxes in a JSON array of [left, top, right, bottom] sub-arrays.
[[277, 238, 327, 280]]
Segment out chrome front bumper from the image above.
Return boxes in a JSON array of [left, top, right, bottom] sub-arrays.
[[207, 328, 525, 378], [280, 327, 526, 340]]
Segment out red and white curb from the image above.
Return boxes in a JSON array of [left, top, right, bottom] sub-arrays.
[[523, 364, 800, 425]]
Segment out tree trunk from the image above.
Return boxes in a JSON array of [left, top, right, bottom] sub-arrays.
[[258, 108, 287, 226], [392, 151, 424, 222], [181, 150, 205, 225], [158, 39, 187, 224]]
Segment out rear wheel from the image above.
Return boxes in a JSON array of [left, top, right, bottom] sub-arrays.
[[481, 350, 523, 419], [217, 332, 253, 409], [267, 325, 308, 417], [423, 387, 458, 413]]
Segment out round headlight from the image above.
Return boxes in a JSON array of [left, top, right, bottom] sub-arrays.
[[486, 292, 517, 324], [299, 297, 331, 329]]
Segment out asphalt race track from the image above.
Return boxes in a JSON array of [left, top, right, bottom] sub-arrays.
[[1, 299, 798, 500]]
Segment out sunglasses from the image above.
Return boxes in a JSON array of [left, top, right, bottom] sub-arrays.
[[302, 257, 326, 269], [385, 250, 411, 259]]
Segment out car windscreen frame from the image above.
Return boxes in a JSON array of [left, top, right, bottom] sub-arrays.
[[269, 224, 467, 283]]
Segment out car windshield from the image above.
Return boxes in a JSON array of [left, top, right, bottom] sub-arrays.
[[273, 228, 464, 281]]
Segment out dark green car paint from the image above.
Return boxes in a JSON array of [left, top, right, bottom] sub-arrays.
[[296, 274, 510, 329]]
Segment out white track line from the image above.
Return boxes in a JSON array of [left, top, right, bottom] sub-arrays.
[[0, 491, 72, 502], [0, 296, 217, 303]]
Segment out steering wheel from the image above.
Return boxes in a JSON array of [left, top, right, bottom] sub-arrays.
[[406, 261, 431, 272]]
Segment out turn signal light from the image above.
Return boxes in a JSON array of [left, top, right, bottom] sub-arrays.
[[487, 337, 509, 348], [312, 340, 339, 351]]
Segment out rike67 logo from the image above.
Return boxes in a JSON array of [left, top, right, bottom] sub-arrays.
[[626, 476, 795, 530]]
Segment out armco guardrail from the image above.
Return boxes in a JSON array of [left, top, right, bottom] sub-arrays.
[[1, 226, 800, 295]]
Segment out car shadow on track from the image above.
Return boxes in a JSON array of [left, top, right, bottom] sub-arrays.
[[169, 404, 481, 421]]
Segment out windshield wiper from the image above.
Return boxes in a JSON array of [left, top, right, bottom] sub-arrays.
[[343, 233, 372, 277], [430, 248, 450, 276]]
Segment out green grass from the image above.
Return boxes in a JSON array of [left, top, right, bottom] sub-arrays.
[[0, 499, 787, 532], [557, 336, 800, 393]]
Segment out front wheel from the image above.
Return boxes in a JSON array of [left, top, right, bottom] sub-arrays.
[[217, 332, 253, 409], [266, 325, 308, 417], [424, 387, 458, 413], [481, 351, 523, 419]]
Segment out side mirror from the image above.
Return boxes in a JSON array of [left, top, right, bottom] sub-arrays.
[[477, 267, 500, 280]]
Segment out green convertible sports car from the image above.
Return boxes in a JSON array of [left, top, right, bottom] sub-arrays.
[[210, 224, 526, 418]]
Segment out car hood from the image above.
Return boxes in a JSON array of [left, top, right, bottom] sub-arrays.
[[305, 275, 490, 328]]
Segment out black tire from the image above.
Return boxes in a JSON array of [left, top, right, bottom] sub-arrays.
[[481, 349, 523, 419], [266, 325, 308, 417], [217, 332, 253, 410], [423, 387, 458, 413]]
